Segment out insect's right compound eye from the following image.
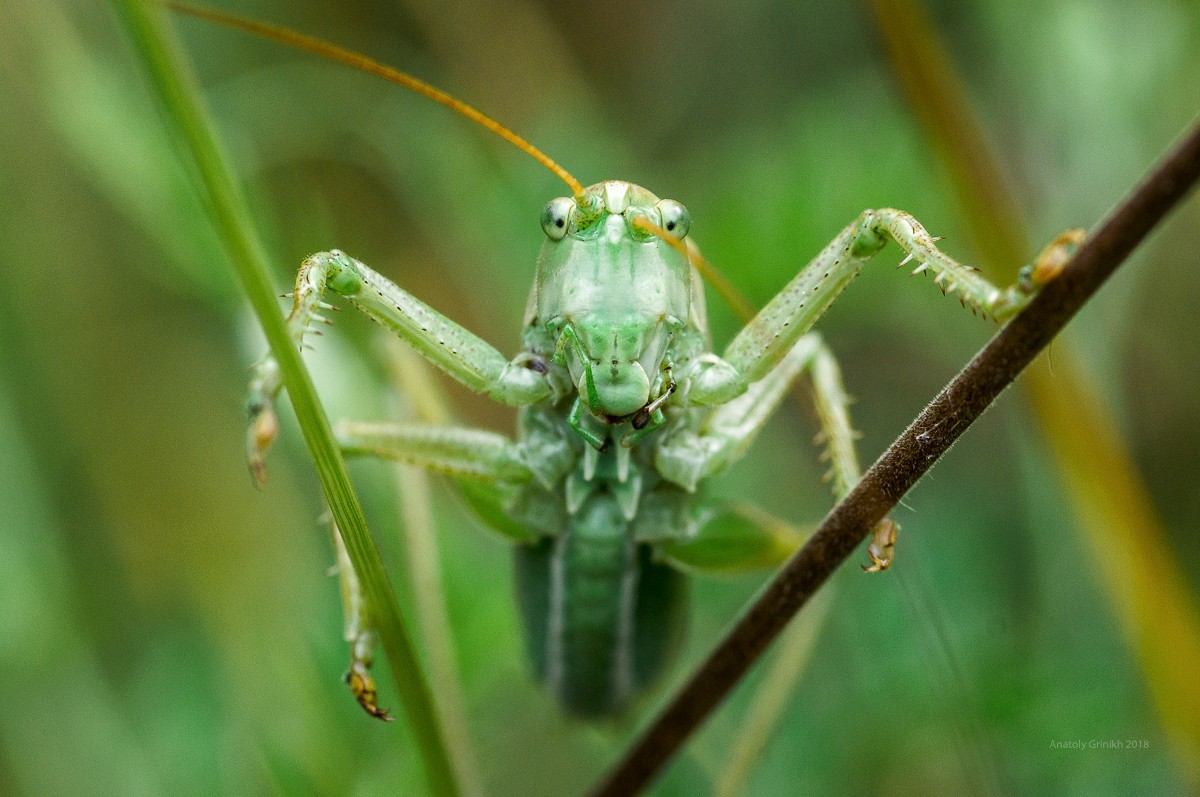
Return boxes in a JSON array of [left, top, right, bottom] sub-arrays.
[[540, 197, 575, 241]]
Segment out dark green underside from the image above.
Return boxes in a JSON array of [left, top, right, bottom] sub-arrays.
[[515, 533, 688, 717]]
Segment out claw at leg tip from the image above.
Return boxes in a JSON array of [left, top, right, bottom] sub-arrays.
[[1031, 228, 1086, 285], [862, 519, 897, 573], [346, 661, 395, 722], [862, 552, 892, 573]]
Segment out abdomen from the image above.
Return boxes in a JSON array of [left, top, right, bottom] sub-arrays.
[[514, 494, 687, 716]]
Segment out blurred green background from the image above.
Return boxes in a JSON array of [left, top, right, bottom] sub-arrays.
[[2, 0, 1198, 794]]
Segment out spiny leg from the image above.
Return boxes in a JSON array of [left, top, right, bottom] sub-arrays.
[[329, 419, 543, 715], [792, 225, 1083, 568], [804, 336, 896, 571], [255, 253, 554, 719], [246, 250, 553, 485], [659, 332, 896, 569], [686, 210, 1076, 406], [335, 418, 576, 547], [672, 215, 1082, 565]]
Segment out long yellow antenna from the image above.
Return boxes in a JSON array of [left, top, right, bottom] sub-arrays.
[[168, 2, 586, 198], [632, 217, 758, 324]]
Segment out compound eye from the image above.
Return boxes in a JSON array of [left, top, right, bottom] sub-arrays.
[[540, 197, 575, 241], [656, 199, 690, 239]]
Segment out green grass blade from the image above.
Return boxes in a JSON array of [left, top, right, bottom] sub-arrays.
[[108, 2, 459, 794]]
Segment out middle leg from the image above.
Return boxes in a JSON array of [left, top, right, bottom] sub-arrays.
[[657, 331, 897, 569], [336, 421, 535, 484]]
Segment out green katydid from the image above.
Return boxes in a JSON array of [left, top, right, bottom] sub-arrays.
[[174, 3, 1073, 719]]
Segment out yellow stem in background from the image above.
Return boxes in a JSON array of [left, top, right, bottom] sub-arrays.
[[869, 0, 1200, 782]]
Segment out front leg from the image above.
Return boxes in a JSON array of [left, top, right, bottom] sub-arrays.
[[672, 216, 1079, 566], [686, 210, 1077, 405], [247, 250, 553, 484], [336, 420, 537, 484]]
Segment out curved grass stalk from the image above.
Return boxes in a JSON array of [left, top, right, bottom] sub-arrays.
[[109, 2, 459, 794]]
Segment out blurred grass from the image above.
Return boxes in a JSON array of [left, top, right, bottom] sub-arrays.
[[868, 0, 1200, 785], [1, 0, 1198, 795]]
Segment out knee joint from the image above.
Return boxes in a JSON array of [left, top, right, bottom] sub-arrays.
[[850, 217, 887, 258], [323, 250, 364, 295]]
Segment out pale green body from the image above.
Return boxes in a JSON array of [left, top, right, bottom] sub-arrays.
[[249, 179, 1050, 715], [506, 182, 792, 712]]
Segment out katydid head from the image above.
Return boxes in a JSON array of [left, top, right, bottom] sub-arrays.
[[537, 181, 692, 420]]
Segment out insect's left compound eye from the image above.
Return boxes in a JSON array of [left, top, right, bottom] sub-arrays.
[[656, 199, 690, 239], [540, 197, 575, 241]]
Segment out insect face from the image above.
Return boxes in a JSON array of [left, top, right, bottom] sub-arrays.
[[537, 181, 691, 420], [537, 180, 696, 420]]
